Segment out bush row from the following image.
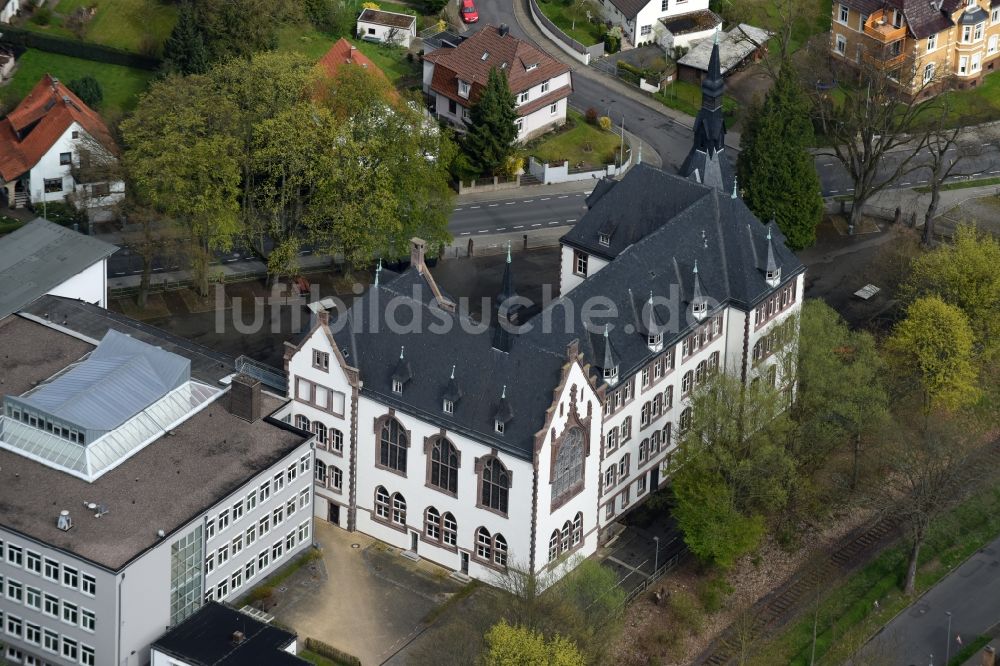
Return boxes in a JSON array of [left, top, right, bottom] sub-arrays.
[[0, 25, 161, 71], [616, 60, 661, 85], [305, 637, 362, 666]]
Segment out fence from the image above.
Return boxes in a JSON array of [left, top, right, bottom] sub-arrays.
[[622, 550, 688, 605], [526, 0, 603, 64], [456, 175, 522, 194], [527, 138, 632, 184], [0, 25, 161, 70], [235, 355, 288, 394]]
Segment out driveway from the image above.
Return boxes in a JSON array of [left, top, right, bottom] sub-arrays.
[[270, 522, 465, 665], [598, 495, 688, 597], [863, 533, 1000, 666]]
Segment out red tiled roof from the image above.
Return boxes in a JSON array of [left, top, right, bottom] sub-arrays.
[[431, 62, 571, 116], [0, 74, 117, 182], [424, 25, 570, 99], [317, 38, 390, 83]]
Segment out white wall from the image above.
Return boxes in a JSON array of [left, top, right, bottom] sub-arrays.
[[519, 97, 567, 141], [47, 258, 107, 309], [28, 122, 125, 208], [356, 19, 414, 47], [0, 0, 19, 23], [559, 245, 610, 296]]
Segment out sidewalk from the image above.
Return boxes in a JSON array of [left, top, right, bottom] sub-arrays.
[[860, 181, 1000, 233]]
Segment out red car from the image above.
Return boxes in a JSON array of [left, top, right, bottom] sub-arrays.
[[461, 0, 479, 23]]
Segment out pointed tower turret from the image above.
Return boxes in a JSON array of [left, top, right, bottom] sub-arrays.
[[641, 291, 665, 351], [493, 385, 514, 434], [498, 241, 517, 306], [442, 364, 463, 413], [764, 224, 781, 287], [598, 324, 620, 385], [391, 346, 412, 393], [691, 260, 708, 320]]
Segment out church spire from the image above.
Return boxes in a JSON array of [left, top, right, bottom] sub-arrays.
[[678, 28, 732, 193]]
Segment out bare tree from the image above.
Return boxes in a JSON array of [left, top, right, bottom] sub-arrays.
[[812, 51, 938, 233], [121, 203, 179, 308]]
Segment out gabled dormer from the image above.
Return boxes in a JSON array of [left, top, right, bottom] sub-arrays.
[[598, 324, 620, 386], [442, 364, 463, 414], [691, 260, 708, 320], [391, 346, 412, 394], [494, 385, 513, 434], [764, 225, 781, 288]]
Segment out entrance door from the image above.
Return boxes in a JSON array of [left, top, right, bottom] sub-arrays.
[[411, 531, 419, 553], [650, 466, 659, 491], [461, 552, 469, 575], [328, 503, 340, 526]]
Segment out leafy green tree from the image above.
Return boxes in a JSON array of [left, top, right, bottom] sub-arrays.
[[68, 76, 103, 108], [483, 621, 585, 666], [121, 74, 241, 297], [162, 1, 209, 75], [903, 224, 1000, 355], [886, 296, 980, 414], [196, 0, 302, 61], [737, 60, 822, 250], [464, 67, 518, 177]]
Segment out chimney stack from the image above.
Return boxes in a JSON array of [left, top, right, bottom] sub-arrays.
[[410, 237, 427, 273], [499, 24, 510, 36], [57, 510, 73, 531], [229, 374, 262, 423]]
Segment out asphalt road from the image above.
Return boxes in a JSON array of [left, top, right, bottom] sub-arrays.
[[864, 533, 1000, 665], [450, 189, 589, 235]]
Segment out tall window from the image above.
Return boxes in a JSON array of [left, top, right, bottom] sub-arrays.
[[838, 4, 848, 22], [442, 512, 457, 546], [480, 457, 511, 513], [425, 507, 441, 540], [927, 32, 937, 50], [682, 371, 693, 394], [312, 422, 328, 448], [379, 417, 408, 473], [494, 534, 508, 567], [574, 250, 588, 276], [695, 360, 707, 385], [923, 62, 935, 83], [391, 493, 407, 525], [375, 486, 390, 520], [679, 407, 692, 434], [476, 527, 492, 561], [295, 415, 310, 431], [331, 428, 344, 453], [314, 460, 327, 486], [664, 385, 673, 409], [552, 427, 585, 502], [429, 437, 459, 494]]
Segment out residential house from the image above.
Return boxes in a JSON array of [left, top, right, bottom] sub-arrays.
[[599, 0, 720, 48], [422, 24, 572, 142], [830, 0, 1000, 93], [1, 0, 20, 23], [280, 39, 804, 587], [356, 8, 417, 48], [0, 75, 124, 211], [0, 296, 315, 666], [0, 217, 116, 319], [317, 37, 392, 85], [676, 25, 771, 84]]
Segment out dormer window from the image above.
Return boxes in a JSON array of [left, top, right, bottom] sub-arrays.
[[599, 232, 610, 246], [603, 364, 618, 383], [458, 80, 470, 98], [443, 399, 454, 414], [693, 300, 707, 318], [481, 51, 490, 61], [495, 420, 505, 434], [647, 332, 662, 349], [766, 267, 781, 286], [526, 62, 538, 71], [392, 379, 404, 394]]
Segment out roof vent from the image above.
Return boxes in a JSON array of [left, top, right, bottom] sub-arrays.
[[499, 23, 510, 36], [57, 510, 73, 531], [231, 630, 246, 645], [157, 529, 166, 538], [481, 51, 489, 60]]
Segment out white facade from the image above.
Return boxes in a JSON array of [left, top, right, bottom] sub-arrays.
[[600, 0, 712, 46], [0, 0, 19, 23], [559, 244, 610, 295], [356, 12, 416, 47], [46, 259, 108, 310], [28, 122, 125, 209]]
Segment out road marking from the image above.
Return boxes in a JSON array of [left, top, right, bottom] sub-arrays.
[[566, 218, 577, 222], [505, 201, 516, 205], [829, 190, 839, 193], [541, 197, 551, 200], [822, 163, 835, 167], [454, 208, 463, 212], [901, 182, 911, 185], [531, 223, 542, 227], [574, 193, 583, 197], [847, 188, 854, 192], [460, 232, 470, 235], [585, 190, 592, 195], [153, 267, 164, 272], [548, 221, 559, 225], [115, 271, 125, 276], [992, 170, 1000, 174], [477, 229, 489, 233], [557, 195, 569, 199], [495, 228, 507, 231], [513, 225, 524, 229], [984, 143, 992, 147], [918, 179, 928, 183], [488, 203, 499, 207], [523, 199, 534, 203], [470, 205, 481, 209]]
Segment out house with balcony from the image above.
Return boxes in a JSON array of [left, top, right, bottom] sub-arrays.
[[830, 0, 1000, 94], [422, 24, 572, 142]]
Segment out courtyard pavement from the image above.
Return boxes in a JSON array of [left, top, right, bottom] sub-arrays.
[[269, 522, 464, 666]]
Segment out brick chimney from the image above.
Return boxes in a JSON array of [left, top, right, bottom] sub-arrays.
[[410, 237, 427, 273], [229, 374, 261, 423]]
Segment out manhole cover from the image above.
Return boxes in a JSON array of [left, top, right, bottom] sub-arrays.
[[351, 543, 360, 549]]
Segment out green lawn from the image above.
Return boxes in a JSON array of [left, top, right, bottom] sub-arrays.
[[534, 0, 604, 46], [275, 24, 420, 85], [751, 483, 1000, 665], [1, 49, 154, 115], [655, 80, 741, 124], [921, 72, 1000, 129], [715, 0, 831, 55], [21, 0, 177, 53], [526, 110, 624, 168]]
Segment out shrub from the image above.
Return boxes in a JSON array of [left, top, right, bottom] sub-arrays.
[[362, 1, 380, 8], [697, 576, 733, 614], [585, 107, 598, 124], [305, 637, 362, 666], [39, 202, 87, 228], [668, 589, 705, 636], [598, 115, 612, 131], [68, 76, 104, 108], [0, 25, 161, 69], [31, 6, 52, 25]]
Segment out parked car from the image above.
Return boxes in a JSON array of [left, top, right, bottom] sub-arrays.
[[460, 0, 479, 23]]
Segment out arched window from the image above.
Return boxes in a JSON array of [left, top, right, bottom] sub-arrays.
[[314, 460, 327, 486], [640, 401, 650, 426], [480, 457, 510, 514], [709, 351, 720, 372], [424, 507, 441, 540], [331, 428, 344, 453], [332, 465, 343, 490], [695, 361, 707, 385], [379, 417, 408, 473], [662, 423, 672, 449], [391, 492, 406, 525], [679, 407, 692, 434], [572, 513, 583, 546], [442, 512, 457, 546], [551, 427, 584, 502], [374, 486, 390, 520], [429, 437, 459, 494], [549, 530, 560, 562], [652, 392, 662, 416], [560, 521, 571, 552], [295, 415, 311, 431], [753, 339, 764, 363], [493, 534, 508, 567], [664, 386, 673, 410], [312, 422, 328, 448], [682, 371, 693, 394], [475, 527, 492, 561]]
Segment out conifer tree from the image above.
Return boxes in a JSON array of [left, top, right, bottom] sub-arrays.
[[737, 60, 822, 250], [163, 2, 209, 75], [463, 67, 518, 177]]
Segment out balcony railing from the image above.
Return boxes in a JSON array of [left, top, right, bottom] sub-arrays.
[[863, 50, 908, 69], [864, 10, 907, 42]]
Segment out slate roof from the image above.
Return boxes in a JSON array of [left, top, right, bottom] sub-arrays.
[[677, 24, 771, 74], [424, 25, 571, 104], [607, 0, 651, 19], [329, 163, 803, 461], [0, 74, 117, 181], [358, 7, 416, 29], [0, 218, 117, 319], [152, 602, 307, 666]]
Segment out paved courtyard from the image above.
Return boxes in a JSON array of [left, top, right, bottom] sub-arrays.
[[269, 522, 464, 665]]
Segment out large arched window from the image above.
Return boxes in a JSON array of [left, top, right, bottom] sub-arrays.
[[548, 513, 584, 564], [314, 460, 328, 486], [424, 507, 441, 540], [493, 534, 508, 567], [480, 457, 510, 514], [379, 417, 408, 473], [442, 512, 457, 546], [330, 427, 344, 453], [475, 527, 492, 561], [312, 422, 328, 448], [374, 486, 390, 520], [548, 530, 560, 562], [551, 427, 584, 502], [391, 492, 406, 526], [429, 437, 459, 494], [295, 415, 311, 431]]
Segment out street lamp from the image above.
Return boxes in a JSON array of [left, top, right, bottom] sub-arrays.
[[653, 536, 660, 575], [945, 611, 952, 664]]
